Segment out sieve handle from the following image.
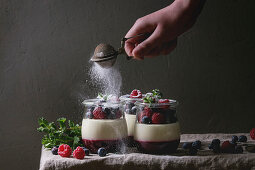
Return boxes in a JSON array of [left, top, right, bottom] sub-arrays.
[[119, 33, 150, 60]]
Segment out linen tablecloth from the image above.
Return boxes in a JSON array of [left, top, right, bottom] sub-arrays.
[[39, 133, 255, 170]]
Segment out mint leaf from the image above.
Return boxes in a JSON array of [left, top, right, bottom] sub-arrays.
[[37, 117, 82, 149]]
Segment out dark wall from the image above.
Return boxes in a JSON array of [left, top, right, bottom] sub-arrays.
[[0, 0, 255, 169]]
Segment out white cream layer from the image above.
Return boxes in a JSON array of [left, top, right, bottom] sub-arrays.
[[134, 122, 180, 142], [82, 119, 128, 140], [125, 113, 136, 136]]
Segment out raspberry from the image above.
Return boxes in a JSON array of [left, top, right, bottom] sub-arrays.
[[93, 107, 107, 119], [130, 89, 142, 98], [58, 144, 72, 157], [158, 99, 169, 103], [142, 107, 153, 117], [73, 146, 85, 159], [250, 128, 255, 140], [158, 99, 170, 109], [151, 112, 165, 124], [138, 107, 153, 123], [221, 140, 235, 153]]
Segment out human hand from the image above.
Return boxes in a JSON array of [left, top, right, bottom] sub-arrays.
[[125, 0, 205, 60]]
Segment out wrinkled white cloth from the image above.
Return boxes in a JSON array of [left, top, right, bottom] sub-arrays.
[[39, 133, 255, 170]]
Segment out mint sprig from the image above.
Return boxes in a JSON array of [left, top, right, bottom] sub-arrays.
[[143, 89, 163, 103], [37, 117, 83, 150]]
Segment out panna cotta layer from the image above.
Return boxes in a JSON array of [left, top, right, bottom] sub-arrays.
[[82, 118, 128, 140], [134, 122, 180, 142], [125, 113, 136, 137]]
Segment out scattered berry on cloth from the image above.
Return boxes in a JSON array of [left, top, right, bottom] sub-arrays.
[[73, 146, 85, 159], [98, 147, 107, 157], [250, 128, 255, 140], [58, 144, 72, 157]]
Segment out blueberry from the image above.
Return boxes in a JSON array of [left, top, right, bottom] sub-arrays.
[[231, 135, 238, 144], [98, 147, 107, 157], [211, 139, 221, 146], [192, 140, 202, 149], [51, 146, 58, 155], [141, 116, 152, 124], [212, 144, 221, 153], [182, 142, 192, 149], [103, 107, 111, 115], [89, 106, 95, 113], [81, 147, 90, 156], [238, 135, 247, 142], [130, 106, 137, 115], [234, 145, 243, 154], [86, 112, 93, 119], [189, 147, 198, 155]]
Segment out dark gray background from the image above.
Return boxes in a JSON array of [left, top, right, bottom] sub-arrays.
[[0, 0, 255, 169]]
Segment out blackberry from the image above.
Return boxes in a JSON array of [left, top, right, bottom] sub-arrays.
[[182, 142, 192, 149], [211, 139, 221, 146], [51, 146, 58, 155], [192, 140, 202, 149], [98, 147, 107, 157], [141, 116, 152, 124], [238, 135, 247, 142], [231, 135, 238, 144]]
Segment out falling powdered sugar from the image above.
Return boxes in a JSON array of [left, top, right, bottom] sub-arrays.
[[89, 63, 122, 96]]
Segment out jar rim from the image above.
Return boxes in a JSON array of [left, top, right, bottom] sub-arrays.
[[119, 94, 145, 101], [82, 98, 121, 107], [135, 99, 178, 108]]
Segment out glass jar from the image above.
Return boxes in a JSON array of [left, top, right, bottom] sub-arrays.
[[134, 99, 180, 154], [82, 99, 128, 153], [119, 94, 144, 147]]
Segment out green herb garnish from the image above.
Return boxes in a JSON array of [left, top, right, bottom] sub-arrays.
[[143, 89, 163, 103], [37, 117, 83, 150]]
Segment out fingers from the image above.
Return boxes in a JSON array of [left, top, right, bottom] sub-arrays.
[[141, 39, 177, 58], [131, 26, 163, 59], [125, 18, 155, 57]]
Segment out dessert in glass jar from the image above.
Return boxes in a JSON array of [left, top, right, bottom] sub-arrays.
[[82, 96, 128, 153], [119, 89, 144, 147], [134, 90, 180, 154]]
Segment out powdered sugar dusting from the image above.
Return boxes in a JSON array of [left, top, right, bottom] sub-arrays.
[[89, 63, 122, 96]]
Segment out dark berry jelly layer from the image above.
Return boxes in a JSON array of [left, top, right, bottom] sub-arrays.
[[82, 138, 126, 153], [135, 139, 180, 154]]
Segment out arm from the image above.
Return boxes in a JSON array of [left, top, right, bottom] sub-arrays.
[[125, 0, 206, 60]]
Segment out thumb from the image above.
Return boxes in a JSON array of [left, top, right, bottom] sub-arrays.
[[132, 26, 162, 58]]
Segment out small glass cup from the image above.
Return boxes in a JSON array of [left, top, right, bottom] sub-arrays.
[[119, 94, 144, 147], [82, 99, 128, 153], [134, 99, 180, 154]]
